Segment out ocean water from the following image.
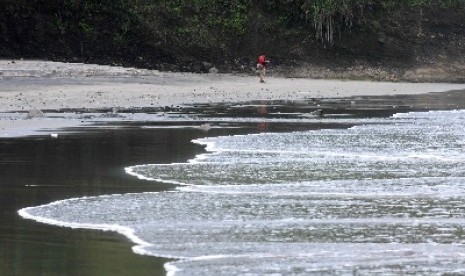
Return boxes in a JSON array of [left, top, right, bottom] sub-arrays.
[[19, 110, 465, 275]]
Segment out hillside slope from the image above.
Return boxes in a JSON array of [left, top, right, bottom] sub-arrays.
[[1, 1, 464, 82]]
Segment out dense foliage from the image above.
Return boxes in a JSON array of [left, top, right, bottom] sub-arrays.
[[298, 0, 465, 44], [1, 0, 464, 70]]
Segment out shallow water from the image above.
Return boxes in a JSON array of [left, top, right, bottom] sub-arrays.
[[0, 126, 234, 276], [19, 109, 465, 275]]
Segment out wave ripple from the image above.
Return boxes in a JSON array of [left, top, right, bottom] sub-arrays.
[[20, 110, 465, 275]]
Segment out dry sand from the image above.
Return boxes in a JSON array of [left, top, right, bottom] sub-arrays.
[[1, 59, 465, 137]]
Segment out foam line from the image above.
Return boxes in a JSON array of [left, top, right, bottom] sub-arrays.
[[18, 198, 151, 247]]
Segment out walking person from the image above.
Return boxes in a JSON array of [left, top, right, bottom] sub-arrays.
[[257, 55, 268, 83]]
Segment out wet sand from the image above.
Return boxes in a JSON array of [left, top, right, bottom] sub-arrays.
[[1, 60, 465, 137], [2, 60, 465, 111], [1, 60, 465, 275]]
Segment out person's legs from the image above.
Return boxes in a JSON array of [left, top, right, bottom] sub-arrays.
[[257, 63, 265, 83]]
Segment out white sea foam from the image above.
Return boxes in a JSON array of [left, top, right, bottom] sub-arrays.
[[18, 196, 152, 247], [18, 110, 465, 275]]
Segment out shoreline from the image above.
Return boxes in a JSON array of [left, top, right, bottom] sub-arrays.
[[1, 59, 465, 137], [2, 60, 465, 110], [3, 59, 465, 275]]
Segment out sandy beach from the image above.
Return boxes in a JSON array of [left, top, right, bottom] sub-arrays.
[[1, 59, 465, 137], [3, 59, 465, 275]]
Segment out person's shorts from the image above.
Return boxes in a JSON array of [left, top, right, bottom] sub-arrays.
[[257, 63, 264, 70]]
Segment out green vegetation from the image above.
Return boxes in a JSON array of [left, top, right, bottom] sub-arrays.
[[1, 0, 464, 71]]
